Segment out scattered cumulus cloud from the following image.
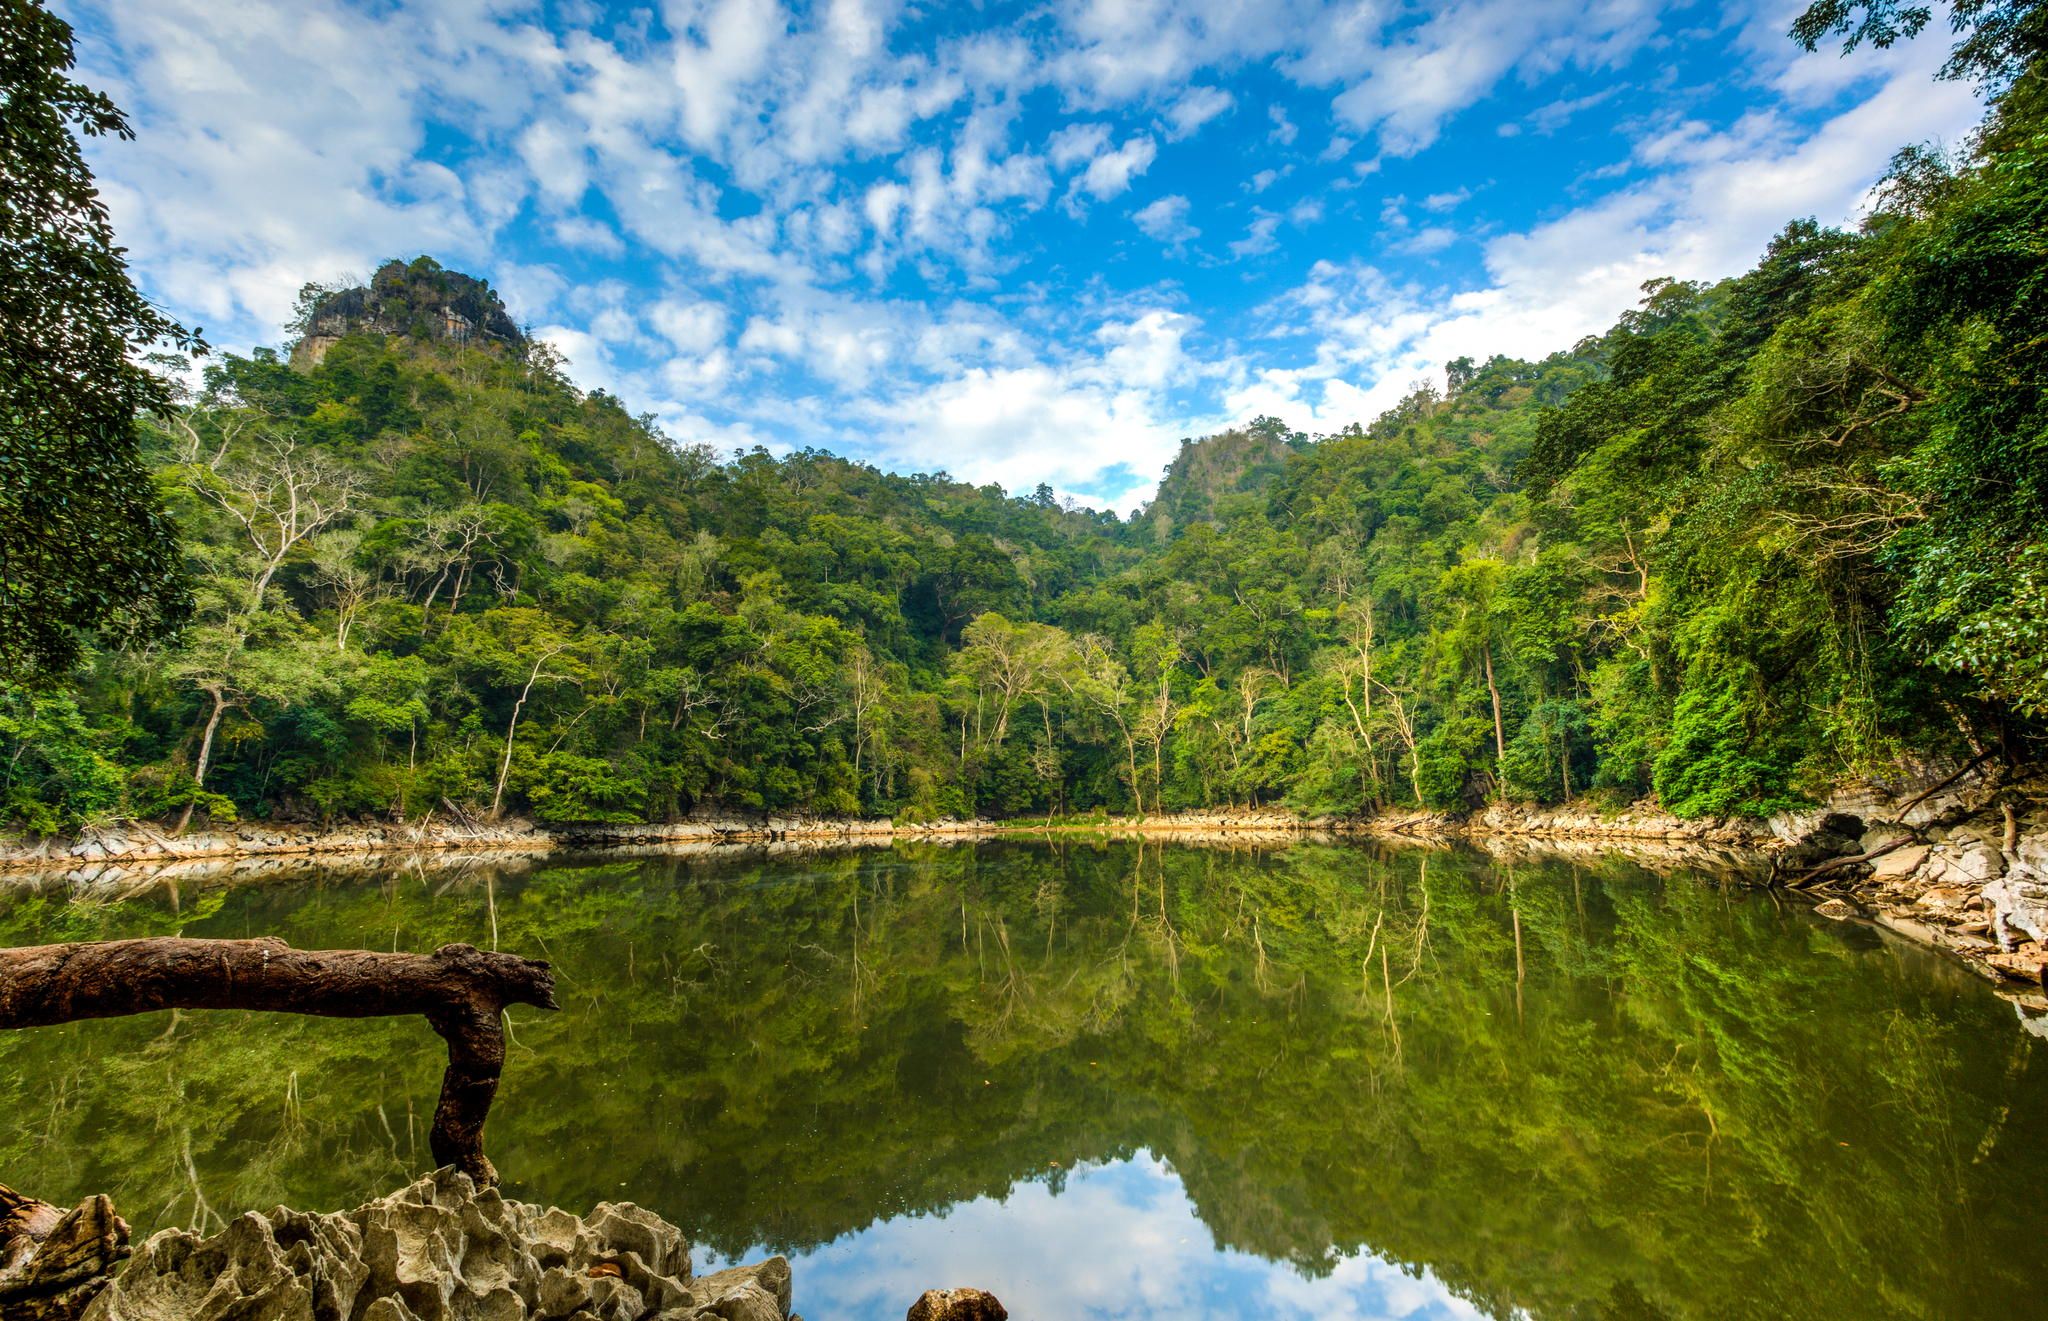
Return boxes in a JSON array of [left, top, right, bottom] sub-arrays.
[[1133, 194, 1200, 245], [1230, 212, 1283, 259], [704, 1154, 1486, 1321], [1073, 135, 1159, 202], [63, 0, 1993, 505], [1162, 85, 1235, 139]]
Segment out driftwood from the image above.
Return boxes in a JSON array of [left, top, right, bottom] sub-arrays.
[[0, 938, 557, 1186], [1787, 835, 1918, 887]]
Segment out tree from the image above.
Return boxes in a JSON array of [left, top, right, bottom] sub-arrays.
[[1791, 0, 2048, 88], [0, 0, 204, 680]]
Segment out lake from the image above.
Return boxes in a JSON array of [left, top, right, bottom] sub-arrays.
[[2, 839, 2043, 1319]]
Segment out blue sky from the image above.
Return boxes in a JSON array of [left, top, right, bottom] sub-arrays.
[[698, 1152, 1487, 1319], [64, 0, 1985, 510]]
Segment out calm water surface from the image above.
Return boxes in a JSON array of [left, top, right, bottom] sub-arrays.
[[2, 840, 2043, 1319]]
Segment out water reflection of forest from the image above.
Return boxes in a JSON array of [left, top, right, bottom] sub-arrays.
[[2, 840, 2041, 1319]]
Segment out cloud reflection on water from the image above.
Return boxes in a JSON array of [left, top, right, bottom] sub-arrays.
[[699, 1150, 1481, 1320]]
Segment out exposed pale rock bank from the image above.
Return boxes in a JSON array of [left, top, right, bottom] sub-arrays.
[[82, 1169, 795, 1321]]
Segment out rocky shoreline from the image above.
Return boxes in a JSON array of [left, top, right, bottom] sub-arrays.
[[0, 803, 1772, 877], [90, 1169, 794, 1321], [2, 1168, 1009, 1321], [4, 771, 2041, 989]]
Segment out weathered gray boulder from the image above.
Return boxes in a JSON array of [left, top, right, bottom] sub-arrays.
[[82, 1169, 793, 1321], [1984, 862, 2048, 951]]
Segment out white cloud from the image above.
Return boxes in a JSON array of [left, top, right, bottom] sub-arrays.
[[1229, 213, 1282, 259], [664, 0, 788, 149], [1163, 85, 1235, 140], [552, 215, 624, 256], [1246, 33, 1981, 435], [73, 0, 548, 340], [1396, 225, 1458, 254], [1293, 0, 1662, 158], [1075, 135, 1158, 201], [1132, 194, 1200, 245], [649, 296, 731, 354], [1048, 121, 1111, 170], [702, 1154, 1483, 1321], [69, 0, 1995, 513]]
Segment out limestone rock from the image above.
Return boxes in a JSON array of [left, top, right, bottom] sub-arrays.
[[905, 1287, 1008, 1321], [1985, 942, 2047, 983], [1984, 863, 2048, 951], [1868, 844, 1928, 880], [1912, 885, 1977, 919], [1956, 842, 2006, 885], [678, 1258, 791, 1319], [0, 1193, 130, 1321], [84, 1170, 789, 1321]]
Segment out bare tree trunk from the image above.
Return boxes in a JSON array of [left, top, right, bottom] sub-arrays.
[[1482, 642, 1505, 765], [492, 645, 567, 819], [1122, 728, 1143, 817], [174, 689, 230, 835], [1339, 677, 1381, 800], [0, 938, 556, 1187]]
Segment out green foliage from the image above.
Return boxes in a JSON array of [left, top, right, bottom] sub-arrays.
[[0, 689, 125, 832], [1652, 673, 1803, 818], [1791, 0, 2048, 88], [0, 0, 204, 680], [7, 26, 2046, 830]]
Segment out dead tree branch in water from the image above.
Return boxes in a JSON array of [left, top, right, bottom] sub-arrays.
[[0, 937, 557, 1186]]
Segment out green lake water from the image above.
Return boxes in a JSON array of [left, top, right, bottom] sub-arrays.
[[2, 840, 2043, 1319]]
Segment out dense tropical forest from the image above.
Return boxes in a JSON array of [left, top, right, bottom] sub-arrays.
[[2, 2, 2043, 834]]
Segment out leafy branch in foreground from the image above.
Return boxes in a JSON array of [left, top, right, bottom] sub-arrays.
[[0, 0, 204, 681]]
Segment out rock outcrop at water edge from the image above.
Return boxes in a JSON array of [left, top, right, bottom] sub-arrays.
[[1778, 768, 2048, 1014], [82, 1168, 796, 1321]]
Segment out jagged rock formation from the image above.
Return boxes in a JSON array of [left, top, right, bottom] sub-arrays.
[[293, 257, 524, 367], [0, 1186, 130, 1320], [82, 1169, 796, 1321]]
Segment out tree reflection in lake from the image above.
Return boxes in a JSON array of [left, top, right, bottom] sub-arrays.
[[2, 839, 2042, 1319]]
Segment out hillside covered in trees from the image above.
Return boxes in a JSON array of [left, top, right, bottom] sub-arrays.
[[3, 17, 2044, 834]]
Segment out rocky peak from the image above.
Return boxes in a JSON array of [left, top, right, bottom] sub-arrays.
[[292, 256, 524, 366]]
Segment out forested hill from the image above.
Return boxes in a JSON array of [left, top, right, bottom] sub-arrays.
[[7, 65, 2046, 838]]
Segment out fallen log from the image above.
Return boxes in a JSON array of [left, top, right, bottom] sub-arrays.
[[0, 937, 557, 1187]]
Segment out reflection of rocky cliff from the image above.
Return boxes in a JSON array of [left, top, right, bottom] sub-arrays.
[[291, 256, 524, 367], [4, 842, 2044, 1319]]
